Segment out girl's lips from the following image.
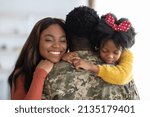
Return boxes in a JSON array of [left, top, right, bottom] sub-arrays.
[[105, 59, 113, 63]]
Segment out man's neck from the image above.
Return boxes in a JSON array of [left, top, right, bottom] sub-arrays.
[[70, 47, 91, 51], [69, 37, 91, 51]]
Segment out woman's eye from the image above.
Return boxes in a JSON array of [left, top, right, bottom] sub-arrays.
[[46, 39, 52, 42], [45, 37, 53, 41], [60, 37, 67, 42]]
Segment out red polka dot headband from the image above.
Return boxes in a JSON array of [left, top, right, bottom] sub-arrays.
[[105, 13, 131, 32]]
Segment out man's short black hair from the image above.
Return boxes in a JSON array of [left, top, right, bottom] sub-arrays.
[[65, 6, 99, 40]]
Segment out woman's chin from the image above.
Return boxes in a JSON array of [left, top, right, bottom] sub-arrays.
[[49, 59, 61, 63]]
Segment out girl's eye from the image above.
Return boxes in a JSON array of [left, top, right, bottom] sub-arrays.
[[114, 52, 118, 54], [114, 50, 120, 55], [114, 53, 119, 55], [101, 49, 108, 53]]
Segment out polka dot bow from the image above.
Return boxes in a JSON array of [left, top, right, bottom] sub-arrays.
[[105, 13, 131, 32]]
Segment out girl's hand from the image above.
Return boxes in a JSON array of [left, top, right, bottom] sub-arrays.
[[36, 60, 54, 73], [72, 58, 91, 71], [72, 58, 99, 74]]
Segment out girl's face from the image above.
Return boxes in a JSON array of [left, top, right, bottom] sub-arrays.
[[39, 24, 67, 63], [100, 39, 122, 64]]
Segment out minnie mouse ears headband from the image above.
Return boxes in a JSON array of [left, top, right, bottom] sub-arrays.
[[105, 13, 131, 32]]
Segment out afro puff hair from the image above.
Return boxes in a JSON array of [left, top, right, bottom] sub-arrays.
[[65, 6, 100, 40], [92, 13, 136, 51]]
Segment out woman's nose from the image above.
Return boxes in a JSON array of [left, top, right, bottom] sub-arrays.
[[52, 42, 60, 48]]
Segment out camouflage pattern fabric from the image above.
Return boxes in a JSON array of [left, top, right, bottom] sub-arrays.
[[42, 51, 140, 100], [96, 79, 140, 100]]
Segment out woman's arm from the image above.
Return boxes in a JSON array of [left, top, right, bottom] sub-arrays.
[[11, 60, 53, 100], [11, 68, 47, 100], [62, 52, 78, 64]]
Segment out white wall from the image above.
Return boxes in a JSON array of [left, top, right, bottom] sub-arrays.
[[95, 0, 150, 100], [0, 0, 88, 19]]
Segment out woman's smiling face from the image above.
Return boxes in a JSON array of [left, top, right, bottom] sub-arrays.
[[39, 24, 67, 63]]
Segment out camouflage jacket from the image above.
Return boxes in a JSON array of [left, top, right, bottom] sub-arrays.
[[42, 51, 140, 100]]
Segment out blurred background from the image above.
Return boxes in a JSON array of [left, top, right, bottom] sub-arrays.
[[0, 0, 149, 100]]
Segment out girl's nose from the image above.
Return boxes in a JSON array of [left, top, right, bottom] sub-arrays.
[[107, 54, 114, 59]]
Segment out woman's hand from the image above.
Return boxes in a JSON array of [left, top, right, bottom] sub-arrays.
[[36, 60, 54, 73], [62, 52, 78, 64]]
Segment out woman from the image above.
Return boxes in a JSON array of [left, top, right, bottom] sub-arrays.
[[8, 17, 67, 100]]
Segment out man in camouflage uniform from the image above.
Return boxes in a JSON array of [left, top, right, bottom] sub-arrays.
[[42, 6, 140, 100]]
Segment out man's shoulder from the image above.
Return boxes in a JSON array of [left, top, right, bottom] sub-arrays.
[[45, 61, 74, 80], [54, 61, 71, 69], [77, 51, 100, 64]]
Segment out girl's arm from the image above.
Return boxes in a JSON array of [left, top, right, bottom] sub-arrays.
[[63, 50, 133, 85], [98, 49, 133, 85]]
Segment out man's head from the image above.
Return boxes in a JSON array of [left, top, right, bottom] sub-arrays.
[[65, 6, 99, 51]]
